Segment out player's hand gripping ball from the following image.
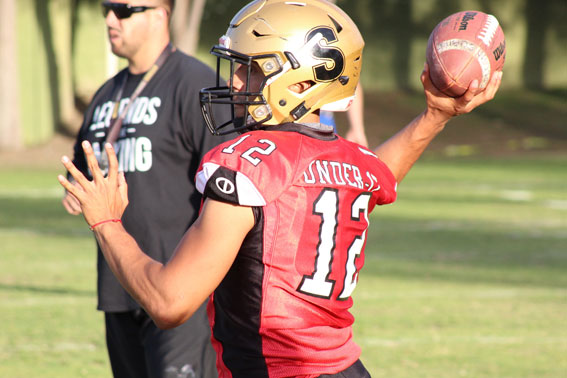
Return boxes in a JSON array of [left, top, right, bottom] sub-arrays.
[[426, 10, 506, 97]]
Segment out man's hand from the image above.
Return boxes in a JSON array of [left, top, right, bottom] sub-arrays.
[[421, 63, 503, 123], [62, 181, 83, 215], [58, 141, 128, 228], [373, 64, 502, 183]]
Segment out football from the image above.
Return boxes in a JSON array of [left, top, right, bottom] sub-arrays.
[[425, 10, 506, 97]]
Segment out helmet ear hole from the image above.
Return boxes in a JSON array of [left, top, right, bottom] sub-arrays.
[[289, 80, 316, 94]]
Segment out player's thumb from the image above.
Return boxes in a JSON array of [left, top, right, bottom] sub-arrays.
[[118, 171, 129, 209]]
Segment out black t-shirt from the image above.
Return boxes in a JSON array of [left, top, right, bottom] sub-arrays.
[[72, 50, 231, 311]]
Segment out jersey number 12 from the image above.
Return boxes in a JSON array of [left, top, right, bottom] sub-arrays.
[[298, 188, 371, 300]]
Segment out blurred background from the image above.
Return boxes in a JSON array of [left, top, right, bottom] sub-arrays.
[[0, 0, 565, 149]]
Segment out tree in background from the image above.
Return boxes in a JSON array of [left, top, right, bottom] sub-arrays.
[[39, 0, 81, 137], [2, 0, 566, 150], [171, 0, 207, 55], [523, 0, 548, 90], [0, 0, 21, 149]]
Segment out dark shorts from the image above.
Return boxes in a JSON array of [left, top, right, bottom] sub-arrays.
[[104, 303, 217, 378], [317, 359, 371, 378]]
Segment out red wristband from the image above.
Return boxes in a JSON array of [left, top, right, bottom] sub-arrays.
[[89, 219, 122, 231]]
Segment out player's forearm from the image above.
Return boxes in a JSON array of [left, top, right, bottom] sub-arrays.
[[374, 108, 449, 182], [93, 223, 188, 328]]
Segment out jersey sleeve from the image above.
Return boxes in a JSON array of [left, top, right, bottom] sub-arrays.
[[196, 132, 299, 206], [368, 149, 398, 206], [196, 161, 267, 206]]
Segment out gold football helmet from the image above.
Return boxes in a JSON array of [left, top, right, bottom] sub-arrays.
[[200, 0, 365, 135]]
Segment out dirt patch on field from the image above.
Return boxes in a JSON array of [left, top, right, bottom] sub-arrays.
[[1, 90, 565, 170], [0, 134, 76, 170], [335, 89, 567, 158]]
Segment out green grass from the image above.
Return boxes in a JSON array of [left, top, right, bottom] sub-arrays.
[[0, 169, 109, 377], [354, 155, 567, 377], [1, 155, 566, 377]]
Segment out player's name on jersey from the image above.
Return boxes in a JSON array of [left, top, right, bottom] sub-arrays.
[[303, 159, 381, 192]]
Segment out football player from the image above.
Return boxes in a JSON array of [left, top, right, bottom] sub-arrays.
[[59, 0, 502, 376]]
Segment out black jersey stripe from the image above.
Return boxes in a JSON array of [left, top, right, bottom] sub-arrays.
[[212, 206, 268, 377]]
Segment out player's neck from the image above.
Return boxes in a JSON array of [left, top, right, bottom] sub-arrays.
[[302, 112, 320, 124], [128, 38, 171, 75]]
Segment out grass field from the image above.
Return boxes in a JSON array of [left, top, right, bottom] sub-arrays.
[[0, 153, 565, 377], [356, 155, 567, 377]]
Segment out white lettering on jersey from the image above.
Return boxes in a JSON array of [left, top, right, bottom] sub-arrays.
[[89, 102, 115, 131], [91, 137, 153, 173], [342, 163, 357, 188], [304, 162, 316, 184], [303, 159, 381, 192], [366, 172, 380, 192], [144, 97, 160, 125], [316, 160, 331, 184], [88, 96, 162, 131], [131, 98, 149, 125], [135, 137, 152, 172], [329, 161, 346, 185], [119, 137, 136, 172]]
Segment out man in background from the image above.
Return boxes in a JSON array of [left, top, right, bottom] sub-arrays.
[[62, 1, 228, 377], [320, 83, 368, 146]]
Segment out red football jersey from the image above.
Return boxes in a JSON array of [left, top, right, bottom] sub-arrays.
[[196, 124, 397, 377]]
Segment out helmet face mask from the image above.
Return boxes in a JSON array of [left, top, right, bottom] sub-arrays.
[[201, 46, 284, 135], [200, 0, 364, 135]]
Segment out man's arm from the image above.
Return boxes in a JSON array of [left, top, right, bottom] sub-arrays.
[[94, 198, 253, 329], [344, 84, 368, 147], [62, 118, 91, 216], [375, 66, 503, 183], [59, 142, 255, 329]]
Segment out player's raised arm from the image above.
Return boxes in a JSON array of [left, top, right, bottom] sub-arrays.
[[374, 65, 502, 183], [58, 141, 254, 329], [375, 10, 505, 183]]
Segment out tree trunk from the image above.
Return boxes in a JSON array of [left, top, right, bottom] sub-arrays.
[[52, 0, 81, 135], [171, 0, 207, 55], [391, 0, 412, 91], [523, 0, 548, 89], [0, 0, 22, 150]]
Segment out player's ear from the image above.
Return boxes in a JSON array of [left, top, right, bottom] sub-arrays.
[[288, 81, 314, 94], [154, 6, 169, 24]]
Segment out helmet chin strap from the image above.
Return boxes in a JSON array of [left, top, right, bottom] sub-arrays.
[[306, 78, 347, 110], [286, 78, 350, 122], [233, 115, 267, 133], [233, 117, 245, 129]]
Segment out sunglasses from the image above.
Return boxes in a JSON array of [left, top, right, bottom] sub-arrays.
[[102, 2, 155, 19]]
